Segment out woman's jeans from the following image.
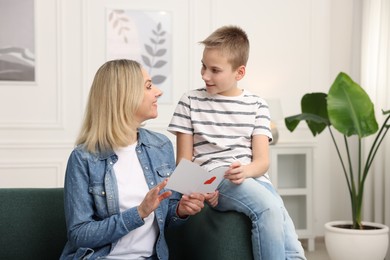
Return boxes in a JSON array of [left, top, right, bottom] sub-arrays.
[[214, 177, 307, 260]]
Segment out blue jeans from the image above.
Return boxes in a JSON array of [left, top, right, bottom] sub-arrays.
[[215, 177, 306, 260]]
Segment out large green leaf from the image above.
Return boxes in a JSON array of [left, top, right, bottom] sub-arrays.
[[327, 72, 378, 138], [302, 93, 329, 135], [285, 93, 329, 136]]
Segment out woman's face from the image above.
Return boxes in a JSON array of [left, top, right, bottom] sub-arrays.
[[134, 68, 163, 123]]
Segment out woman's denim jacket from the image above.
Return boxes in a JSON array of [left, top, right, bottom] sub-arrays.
[[60, 128, 186, 260]]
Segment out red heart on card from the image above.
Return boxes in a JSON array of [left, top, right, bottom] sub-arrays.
[[204, 176, 217, 185]]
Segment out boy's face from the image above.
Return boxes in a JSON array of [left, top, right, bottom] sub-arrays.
[[201, 48, 245, 96]]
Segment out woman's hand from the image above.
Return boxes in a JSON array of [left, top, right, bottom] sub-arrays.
[[138, 179, 172, 219], [177, 193, 205, 218]]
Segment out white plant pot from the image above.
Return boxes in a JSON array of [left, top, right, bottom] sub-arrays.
[[325, 221, 389, 260]]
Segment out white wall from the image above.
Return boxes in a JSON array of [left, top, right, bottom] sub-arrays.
[[0, 0, 359, 238]]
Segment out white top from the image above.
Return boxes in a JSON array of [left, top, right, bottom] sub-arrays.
[[106, 143, 158, 259], [168, 88, 272, 182]]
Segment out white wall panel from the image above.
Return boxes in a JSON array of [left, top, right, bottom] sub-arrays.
[[0, 163, 64, 188], [0, 143, 72, 187], [0, 0, 62, 129]]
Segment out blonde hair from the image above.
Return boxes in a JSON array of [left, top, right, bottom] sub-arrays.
[[200, 25, 249, 70], [76, 59, 144, 153]]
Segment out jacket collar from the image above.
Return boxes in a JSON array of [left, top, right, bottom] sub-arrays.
[[96, 128, 151, 160]]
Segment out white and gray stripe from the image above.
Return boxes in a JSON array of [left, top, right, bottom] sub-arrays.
[[168, 88, 272, 177]]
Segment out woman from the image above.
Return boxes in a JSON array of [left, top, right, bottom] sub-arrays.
[[60, 59, 205, 260]]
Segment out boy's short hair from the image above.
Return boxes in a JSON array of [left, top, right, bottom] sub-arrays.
[[200, 25, 249, 70]]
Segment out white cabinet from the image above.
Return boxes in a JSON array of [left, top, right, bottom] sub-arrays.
[[269, 144, 315, 251]]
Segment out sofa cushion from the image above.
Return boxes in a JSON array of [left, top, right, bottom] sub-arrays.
[[0, 188, 253, 260], [166, 204, 254, 260], [0, 188, 67, 259]]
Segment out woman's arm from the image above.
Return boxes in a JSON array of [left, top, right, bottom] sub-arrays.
[[64, 150, 142, 249]]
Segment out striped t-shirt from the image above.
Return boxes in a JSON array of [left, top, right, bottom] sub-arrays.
[[168, 88, 273, 181]]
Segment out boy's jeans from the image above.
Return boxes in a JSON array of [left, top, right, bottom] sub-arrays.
[[214, 177, 306, 260]]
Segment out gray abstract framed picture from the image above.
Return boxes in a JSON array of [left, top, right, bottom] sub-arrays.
[[0, 0, 35, 82]]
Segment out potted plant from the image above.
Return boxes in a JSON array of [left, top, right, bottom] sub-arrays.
[[284, 72, 390, 260]]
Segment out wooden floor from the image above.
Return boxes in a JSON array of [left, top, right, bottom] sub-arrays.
[[302, 237, 330, 260]]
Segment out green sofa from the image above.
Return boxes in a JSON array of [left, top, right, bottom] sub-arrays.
[[0, 188, 253, 259]]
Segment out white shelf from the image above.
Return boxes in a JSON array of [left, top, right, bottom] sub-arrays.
[[269, 144, 315, 252]]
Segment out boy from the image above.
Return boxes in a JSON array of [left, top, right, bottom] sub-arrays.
[[168, 25, 306, 259]]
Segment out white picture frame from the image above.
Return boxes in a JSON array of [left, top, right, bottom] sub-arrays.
[[0, 0, 35, 82], [106, 10, 172, 103]]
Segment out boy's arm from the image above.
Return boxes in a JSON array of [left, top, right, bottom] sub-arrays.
[[225, 134, 270, 184], [245, 134, 270, 177], [176, 132, 194, 165]]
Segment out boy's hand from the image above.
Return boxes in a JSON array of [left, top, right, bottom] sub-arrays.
[[225, 161, 246, 184], [204, 190, 219, 207], [177, 193, 205, 217]]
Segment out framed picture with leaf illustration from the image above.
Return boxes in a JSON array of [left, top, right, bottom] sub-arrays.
[[107, 10, 172, 103]]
